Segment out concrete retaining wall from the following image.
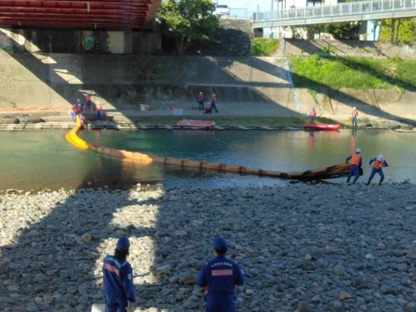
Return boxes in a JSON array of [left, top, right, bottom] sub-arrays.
[[1, 50, 415, 122]]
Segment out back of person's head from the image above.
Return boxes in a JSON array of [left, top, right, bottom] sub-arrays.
[[213, 236, 228, 255], [115, 236, 130, 259]]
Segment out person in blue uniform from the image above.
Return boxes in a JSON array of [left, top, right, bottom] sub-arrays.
[[346, 147, 362, 184], [366, 154, 389, 185], [197, 236, 245, 312], [102, 236, 135, 312]]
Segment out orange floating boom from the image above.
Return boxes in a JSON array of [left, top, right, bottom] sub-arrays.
[[66, 116, 350, 181]]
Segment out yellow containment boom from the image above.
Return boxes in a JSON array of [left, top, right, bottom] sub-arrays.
[[65, 116, 350, 181]]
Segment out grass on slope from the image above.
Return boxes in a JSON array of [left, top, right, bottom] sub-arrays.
[[289, 54, 416, 91]]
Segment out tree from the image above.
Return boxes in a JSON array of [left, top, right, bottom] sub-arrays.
[[307, 22, 362, 40], [379, 18, 416, 45], [156, 0, 219, 55]]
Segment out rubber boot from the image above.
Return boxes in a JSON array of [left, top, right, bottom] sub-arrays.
[[379, 177, 384, 185]]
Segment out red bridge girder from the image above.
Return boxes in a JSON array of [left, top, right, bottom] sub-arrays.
[[0, 0, 161, 29]]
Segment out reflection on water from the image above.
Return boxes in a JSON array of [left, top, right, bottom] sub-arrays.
[[0, 128, 414, 192]]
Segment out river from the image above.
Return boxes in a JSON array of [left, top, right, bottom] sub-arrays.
[[0, 128, 414, 193]]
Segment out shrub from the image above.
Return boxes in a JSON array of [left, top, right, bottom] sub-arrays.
[[250, 38, 279, 56]]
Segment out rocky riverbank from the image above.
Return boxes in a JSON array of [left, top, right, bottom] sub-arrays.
[[1, 183, 416, 311]]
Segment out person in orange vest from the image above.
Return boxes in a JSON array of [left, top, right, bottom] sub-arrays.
[[308, 107, 316, 123], [69, 105, 76, 121], [85, 93, 92, 111], [96, 101, 103, 120], [197, 91, 205, 111], [351, 106, 358, 127], [366, 154, 389, 185], [346, 147, 362, 184], [210, 93, 218, 113]]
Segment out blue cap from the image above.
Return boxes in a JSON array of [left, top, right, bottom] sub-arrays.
[[213, 236, 227, 249], [116, 236, 130, 250]]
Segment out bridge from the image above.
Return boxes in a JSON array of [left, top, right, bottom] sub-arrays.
[[0, 0, 161, 29], [252, 0, 416, 27]]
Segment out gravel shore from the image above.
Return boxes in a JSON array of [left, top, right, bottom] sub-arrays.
[[1, 182, 416, 312]]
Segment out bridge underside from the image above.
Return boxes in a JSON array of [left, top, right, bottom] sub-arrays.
[[0, 0, 161, 30]]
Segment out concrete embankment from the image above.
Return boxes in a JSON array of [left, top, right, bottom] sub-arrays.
[[1, 49, 416, 126]]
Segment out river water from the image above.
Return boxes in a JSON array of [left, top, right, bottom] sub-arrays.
[[0, 128, 414, 192]]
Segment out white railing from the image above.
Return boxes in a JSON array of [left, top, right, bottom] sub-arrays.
[[252, 0, 416, 27]]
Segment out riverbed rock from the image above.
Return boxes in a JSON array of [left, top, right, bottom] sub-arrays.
[[0, 183, 416, 311]]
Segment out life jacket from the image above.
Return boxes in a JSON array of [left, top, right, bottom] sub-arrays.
[[309, 109, 316, 116], [372, 159, 384, 169], [96, 104, 102, 111], [86, 94, 91, 101], [211, 96, 217, 103], [198, 95, 204, 102], [349, 153, 361, 166], [352, 109, 358, 116]]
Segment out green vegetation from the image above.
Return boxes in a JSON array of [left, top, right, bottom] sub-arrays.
[[156, 0, 218, 55], [250, 38, 279, 56], [306, 22, 361, 40], [288, 54, 416, 91], [379, 18, 416, 45]]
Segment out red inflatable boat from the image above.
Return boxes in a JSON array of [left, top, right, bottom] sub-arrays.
[[303, 123, 341, 131], [177, 119, 215, 128]]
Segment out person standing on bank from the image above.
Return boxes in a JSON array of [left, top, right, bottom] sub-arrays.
[[96, 101, 103, 121], [85, 93, 92, 111], [197, 92, 205, 111], [309, 107, 316, 123], [210, 93, 219, 113], [351, 106, 359, 127], [197, 236, 245, 312], [366, 154, 389, 185], [346, 147, 362, 184], [102, 236, 135, 312]]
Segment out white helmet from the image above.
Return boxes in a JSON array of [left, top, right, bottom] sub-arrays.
[[353, 106, 356, 109], [355, 148, 361, 153], [377, 154, 384, 161]]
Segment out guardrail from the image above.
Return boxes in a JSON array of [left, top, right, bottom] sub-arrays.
[[252, 0, 416, 27]]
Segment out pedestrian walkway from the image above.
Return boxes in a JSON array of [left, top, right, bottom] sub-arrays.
[[252, 0, 416, 27]]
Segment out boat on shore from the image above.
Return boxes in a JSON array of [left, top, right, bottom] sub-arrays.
[[176, 119, 215, 129], [304, 123, 341, 131]]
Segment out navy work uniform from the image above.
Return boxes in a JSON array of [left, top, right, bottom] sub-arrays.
[[102, 237, 135, 312], [197, 237, 245, 312]]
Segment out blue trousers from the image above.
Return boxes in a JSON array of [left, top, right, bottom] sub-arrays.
[[367, 168, 384, 185], [206, 301, 236, 312], [347, 165, 360, 184], [211, 102, 218, 112], [198, 100, 204, 110], [105, 298, 127, 312]]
